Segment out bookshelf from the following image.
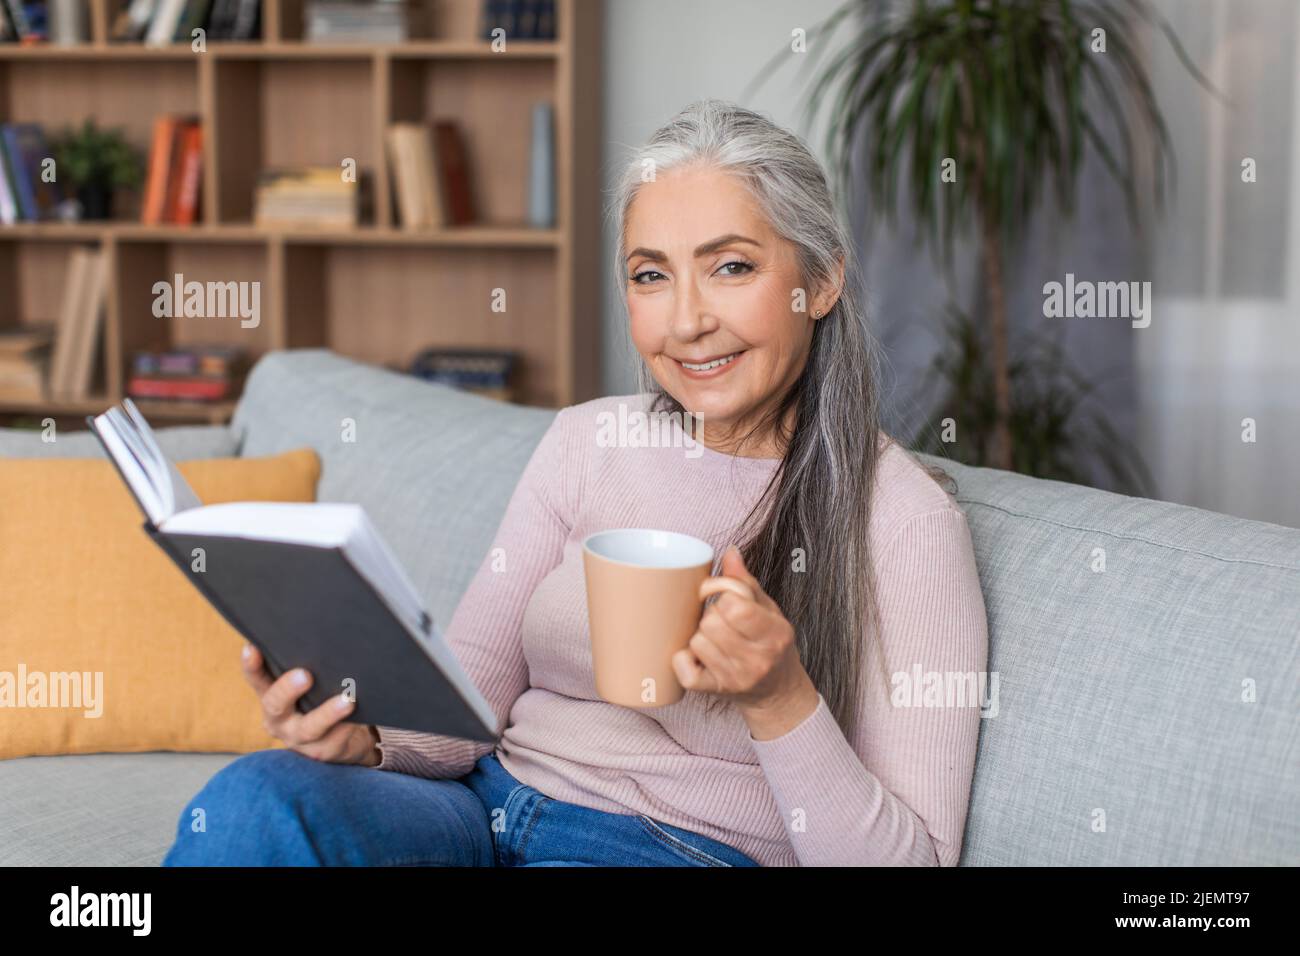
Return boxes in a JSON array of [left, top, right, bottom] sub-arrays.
[[0, 0, 603, 425]]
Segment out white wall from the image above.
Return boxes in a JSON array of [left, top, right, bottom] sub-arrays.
[[598, 0, 846, 395]]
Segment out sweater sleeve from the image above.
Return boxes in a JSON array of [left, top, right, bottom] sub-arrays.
[[373, 408, 575, 779], [747, 507, 988, 866]]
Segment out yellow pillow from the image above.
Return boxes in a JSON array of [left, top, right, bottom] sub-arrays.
[[0, 449, 321, 759]]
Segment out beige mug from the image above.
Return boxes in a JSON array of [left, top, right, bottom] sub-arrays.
[[582, 528, 753, 708]]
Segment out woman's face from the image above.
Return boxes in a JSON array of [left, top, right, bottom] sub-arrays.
[[624, 165, 836, 450]]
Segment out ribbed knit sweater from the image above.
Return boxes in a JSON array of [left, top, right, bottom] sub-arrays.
[[375, 393, 989, 867]]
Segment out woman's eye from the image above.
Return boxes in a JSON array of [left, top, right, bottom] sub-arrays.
[[631, 270, 664, 284], [717, 260, 753, 276]]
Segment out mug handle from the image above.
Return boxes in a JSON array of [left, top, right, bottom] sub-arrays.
[[699, 577, 755, 603]]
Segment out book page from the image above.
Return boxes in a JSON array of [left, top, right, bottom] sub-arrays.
[[122, 397, 201, 515]]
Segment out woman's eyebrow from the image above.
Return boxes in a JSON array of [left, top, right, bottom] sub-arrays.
[[626, 234, 762, 263]]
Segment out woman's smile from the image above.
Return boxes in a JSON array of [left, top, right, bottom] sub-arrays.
[[672, 349, 747, 378]]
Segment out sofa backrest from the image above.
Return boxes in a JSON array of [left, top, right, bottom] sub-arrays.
[[232, 350, 554, 629], [916, 453, 1299, 865], [233, 350, 1299, 866]]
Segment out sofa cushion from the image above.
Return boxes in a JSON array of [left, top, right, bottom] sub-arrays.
[[0, 450, 319, 759], [0, 752, 238, 865], [231, 350, 555, 629], [0, 423, 239, 460], [917, 453, 1300, 866]]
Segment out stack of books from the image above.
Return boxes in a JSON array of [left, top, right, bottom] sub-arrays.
[[48, 248, 109, 400], [142, 115, 203, 225], [409, 348, 517, 402], [385, 122, 475, 229], [0, 324, 53, 402], [479, 0, 556, 40], [110, 0, 261, 44], [306, 1, 413, 43], [254, 167, 359, 228], [127, 345, 247, 403], [0, 123, 62, 223]]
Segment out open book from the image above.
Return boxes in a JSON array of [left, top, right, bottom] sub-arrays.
[[87, 399, 499, 743]]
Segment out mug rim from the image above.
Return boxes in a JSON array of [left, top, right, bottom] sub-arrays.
[[582, 527, 714, 570]]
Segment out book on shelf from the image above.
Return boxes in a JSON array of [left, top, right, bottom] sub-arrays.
[[127, 345, 247, 403], [254, 166, 360, 228], [305, 1, 417, 44], [433, 122, 475, 226], [208, 0, 262, 40], [385, 123, 438, 229], [46, 247, 108, 401], [0, 323, 53, 402], [109, 0, 261, 44], [480, 0, 556, 41], [384, 121, 475, 230], [409, 347, 518, 402], [88, 397, 500, 741], [0, 0, 44, 43], [0, 123, 63, 222], [141, 115, 202, 225]]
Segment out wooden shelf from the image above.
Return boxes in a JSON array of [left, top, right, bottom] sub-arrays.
[[0, 396, 112, 417], [0, 0, 604, 424], [0, 396, 234, 424], [0, 40, 562, 61], [0, 222, 562, 247]]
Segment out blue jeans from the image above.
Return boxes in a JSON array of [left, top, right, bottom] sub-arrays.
[[162, 748, 760, 867]]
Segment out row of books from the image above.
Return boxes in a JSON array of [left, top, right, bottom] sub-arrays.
[[305, 1, 409, 43], [385, 122, 475, 229], [2, 0, 557, 46], [0, 123, 59, 224], [128, 345, 247, 402], [409, 348, 517, 402], [254, 168, 360, 228], [143, 116, 204, 225], [0, 325, 51, 401], [0, 248, 108, 402], [112, 0, 261, 44], [480, 0, 556, 41], [0, 1, 44, 43]]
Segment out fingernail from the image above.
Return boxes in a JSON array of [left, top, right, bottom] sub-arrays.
[[241, 644, 251, 659], [293, 669, 309, 687], [335, 695, 352, 711]]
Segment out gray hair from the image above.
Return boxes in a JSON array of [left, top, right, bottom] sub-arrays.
[[608, 99, 898, 736]]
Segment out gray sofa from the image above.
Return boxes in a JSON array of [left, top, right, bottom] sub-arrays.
[[2, 349, 1296, 866]]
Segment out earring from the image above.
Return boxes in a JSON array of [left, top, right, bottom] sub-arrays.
[[813, 309, 823, 318]]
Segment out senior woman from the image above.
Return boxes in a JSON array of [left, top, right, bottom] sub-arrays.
[[164, 99, 989, 868]]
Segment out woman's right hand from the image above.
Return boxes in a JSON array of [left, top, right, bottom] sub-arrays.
[[239, 643, 382, 767]]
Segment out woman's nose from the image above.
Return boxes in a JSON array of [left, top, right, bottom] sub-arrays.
[[668, 279, 717, 341]]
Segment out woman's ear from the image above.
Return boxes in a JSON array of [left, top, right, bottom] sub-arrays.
[[811, 257, 847, 319]]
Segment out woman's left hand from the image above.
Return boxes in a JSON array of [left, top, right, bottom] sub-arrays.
[[672, 545, 819, 732]]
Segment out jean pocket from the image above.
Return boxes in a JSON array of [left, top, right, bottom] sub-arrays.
[[634, 815, 733, 867]]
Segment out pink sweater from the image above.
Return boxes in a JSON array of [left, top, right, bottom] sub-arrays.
[[375, 393, 989, 867]]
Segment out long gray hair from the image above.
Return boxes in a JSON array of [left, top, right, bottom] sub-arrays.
[[609, 99, 898, 737]]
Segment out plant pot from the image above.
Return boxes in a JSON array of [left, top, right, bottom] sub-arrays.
[[76, 184, 113, 221]]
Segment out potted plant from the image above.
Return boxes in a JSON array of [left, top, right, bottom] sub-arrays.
[[762, 0, 1217, 473], [50, 119, 143, 221]]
